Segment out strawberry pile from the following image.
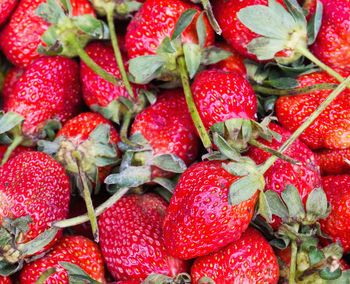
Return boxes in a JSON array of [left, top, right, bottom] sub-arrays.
[[0, 0, 349, 283]]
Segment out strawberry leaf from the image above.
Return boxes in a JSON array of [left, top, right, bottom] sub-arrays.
[[157, 37, 176, 54], [0, 112, 24, 134], [199, 276, 215, 284], [0, 261, 21, 277], [228, 174, 260, 206], [259, 191, 272, 222], [72, 15, 109, 39], [264, 190, 289, 220], [200, 46, 232, 65], [183, 42, 201, 79], [171, 9, 197, 40], [266, 77, 300, 89], [328, 270, 349, 283], [153, 177, 176, 193], [59, 262, 101, 284], [306, 187, 329, 220], [104, 166, 151, 188], [196, 12, 207, 48], [307, 0, 323, 44], [91, 100, 121, 124], [281, 184, 305, 220], [151, 154, 187, 173], [247, 38, 286, 60], [59, 0, 73, 16], [35, 0, 66, 24], [129, 55, 167, 84], [223, 162, 250, 176]]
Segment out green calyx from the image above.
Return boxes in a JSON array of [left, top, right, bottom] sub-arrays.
[[91, 0, 142, 19], [142, 273, 192, 284]]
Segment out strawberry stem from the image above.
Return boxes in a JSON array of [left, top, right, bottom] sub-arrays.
[[177, 56, 212, 151], [52, 187, 129, 228], [252, 83, 338, 96], [105, 4, 135, 101], [66, 32, 123, 88], [289, 239, 298, 284], [0, 135, 23, 166], [259, 75, 350, 174], [120, 112, 141, 148]]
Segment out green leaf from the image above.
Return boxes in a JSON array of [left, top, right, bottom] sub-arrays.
[[259, 191, 272, 222], [267, 77, 300, 89], [246, 37, 286, 60], [104, 166, 152, 188], [306, 187, 328, 219], [59, 0, 72, 16], [40, 25, 59, 47], [89, 124, 110, 144], [151, 154, 187, 173], [91, 99, 120, 124], [171, 9, 197, 40], [322, 243, 343, 260], [309, 247, 324, 265], [199, 277, 216, 284], [152, 177, 176, 193], [200, 46, 232, 65], [142, 273, 173, 283], [35, 268, 58, 284], [140, 89, 157, 105], [242, 119, 252, 143], [307, 0, 323, 44], [157, 37, 176, 54], [212, 133, 242, 161], [283, 0, 307, 25], [34, 0, 66, 24], [42, 119, 61, 140], [2, 216, 32, 237], [319, 267, 342, 280], [328, 270, 350, 284], [201, 0, 222, 35], [59, 262, 100, 284], [0, 112, 24, 134], [281, 184, 305, 220], [228, 174, 260, 206], [0, 261, 21, 277], [72, 15, 110, 39], [196, 12, 207, 48], [223, 162, 250, 177], [129, 55, 166, 84], [183, 42, 201, 79], [265, 190, 289, 220]]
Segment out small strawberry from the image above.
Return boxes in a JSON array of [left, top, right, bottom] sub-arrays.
[[275, 71, 350, 150], [314, 148, 350, 175], [319, 175, 350, 254], [163, 160, 258, 259], [1, 67, 24, 111], [20, 235, 105, 283], [98, 193, 188, 281], [0, 0, 17, 25], [191, 227, 279, 284], [0, 152, 70, 273], [311, 0, 350, 71]]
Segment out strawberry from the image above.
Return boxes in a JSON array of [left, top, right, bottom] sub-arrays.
[[314, 148, 350, 175], [20, 235, 105, 283], [0, 0, 17, 25], [0, 145, 34, 162], [0, 276, 11, 284], [129, 89, 199, 179], [0, 0, 95, 68], [98, 193, 188, 281], [311, 0, 350, 71], [125, 0, 214, 60], [191, 227, 279, 284], [0, 152, 70, 269], [275, 71, 350, 150], [163, 160, 258, 259], [319, 175, 350, 254], [1, 66, 24, 111]]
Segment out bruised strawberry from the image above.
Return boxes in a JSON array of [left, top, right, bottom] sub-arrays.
[[20, 235, 105, 283], [314, 148, 350, 175], [191, 227, 279, 284], [0, 0, 17, 25], [98, 193, 188, 281], [1, 66, 24, 111]]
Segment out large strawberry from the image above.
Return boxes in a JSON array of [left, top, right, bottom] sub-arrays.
[[314, 148, 350, 175], [0, 152, 70, 273], [311, 0, 350, 71], [20, 235, 105, 283], [320, 175, 350, 254], [163, 160, 259, 260], [0, 0, 95, 68], [0, 0, 17, 25], [191, 227, 279, 283], [98, 193, 188, 281], [275, 71, 350, 150]]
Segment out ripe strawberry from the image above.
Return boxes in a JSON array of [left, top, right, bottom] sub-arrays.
[[5, 56, 82, 137], [191, 227, 279, 284], [0, 0, 95, 67], [1, 66, 24, 111], [209, 42, 247, 76], [98, 193, 188, 281], [191, 69, 257, 131], [130, 89, 199, 179], [319, 175, 350, 253], [275, 71, 350, 150], [311, 0, 350, 71], [20, 235, 105, 283], [314, 148, 350, 175], [246, 123, 322, 227], [0, 145, 34, 162], [80, 41, 145, 111], [163, 160, 258, 259], [0, 276, 11, 284], [0, 152, 70, 257], [125, 0, 214, 59], [0, 0, 17, 25]]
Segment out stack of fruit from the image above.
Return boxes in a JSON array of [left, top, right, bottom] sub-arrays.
[[0, 0, 348, 283]]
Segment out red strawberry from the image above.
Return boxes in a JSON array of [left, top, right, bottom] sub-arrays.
[[314, 148, 350, 175], [191, 69, 257, 131], [163, 160, 258, 259], [319, 175, 350, 253], [275, 71, 350, 150], [210, 42, 247, 76], [0, 0, 17, 25], [20, 235, 105, 283], [5, 56, 82, 137], [246, 123, 322, 228], [0, 152, 70, 257], [130, 89, 199, 179], [191, 227, 279, 284], [80, 41, 145, 111], [1, 66, 24, 111], [0, 0, 95, 68], [0, 145, 34, 162], [311, 0, 350, 71], [98, 193, 188, 281], [125, 0, 214, 59], [0, 276, 11, 284]]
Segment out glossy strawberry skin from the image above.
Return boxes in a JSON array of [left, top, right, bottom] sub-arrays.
[[314, 148, 350, 175], [191, 227, 279, 284], [81, 41, 145, 109], [0, 276, 11, 284], [275, 71, 350, 150], [125, 0, 214, 59], [191, 69, 257, 130], [0, 145, 34, 162], [246, 124, 322, 228], [98, 193, 187, 281], [5, 56, 82, 136], [0, 152, 70, 251], [1, 66, 24, 111], [0, 0, 95, 68], [163, 160, 258, 260], [311, 0, 350, 71], [130, 89, 199, 179], [320, 175, 350, 254], [20, 235, 106, 284], [0, 0, 17, 25]]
